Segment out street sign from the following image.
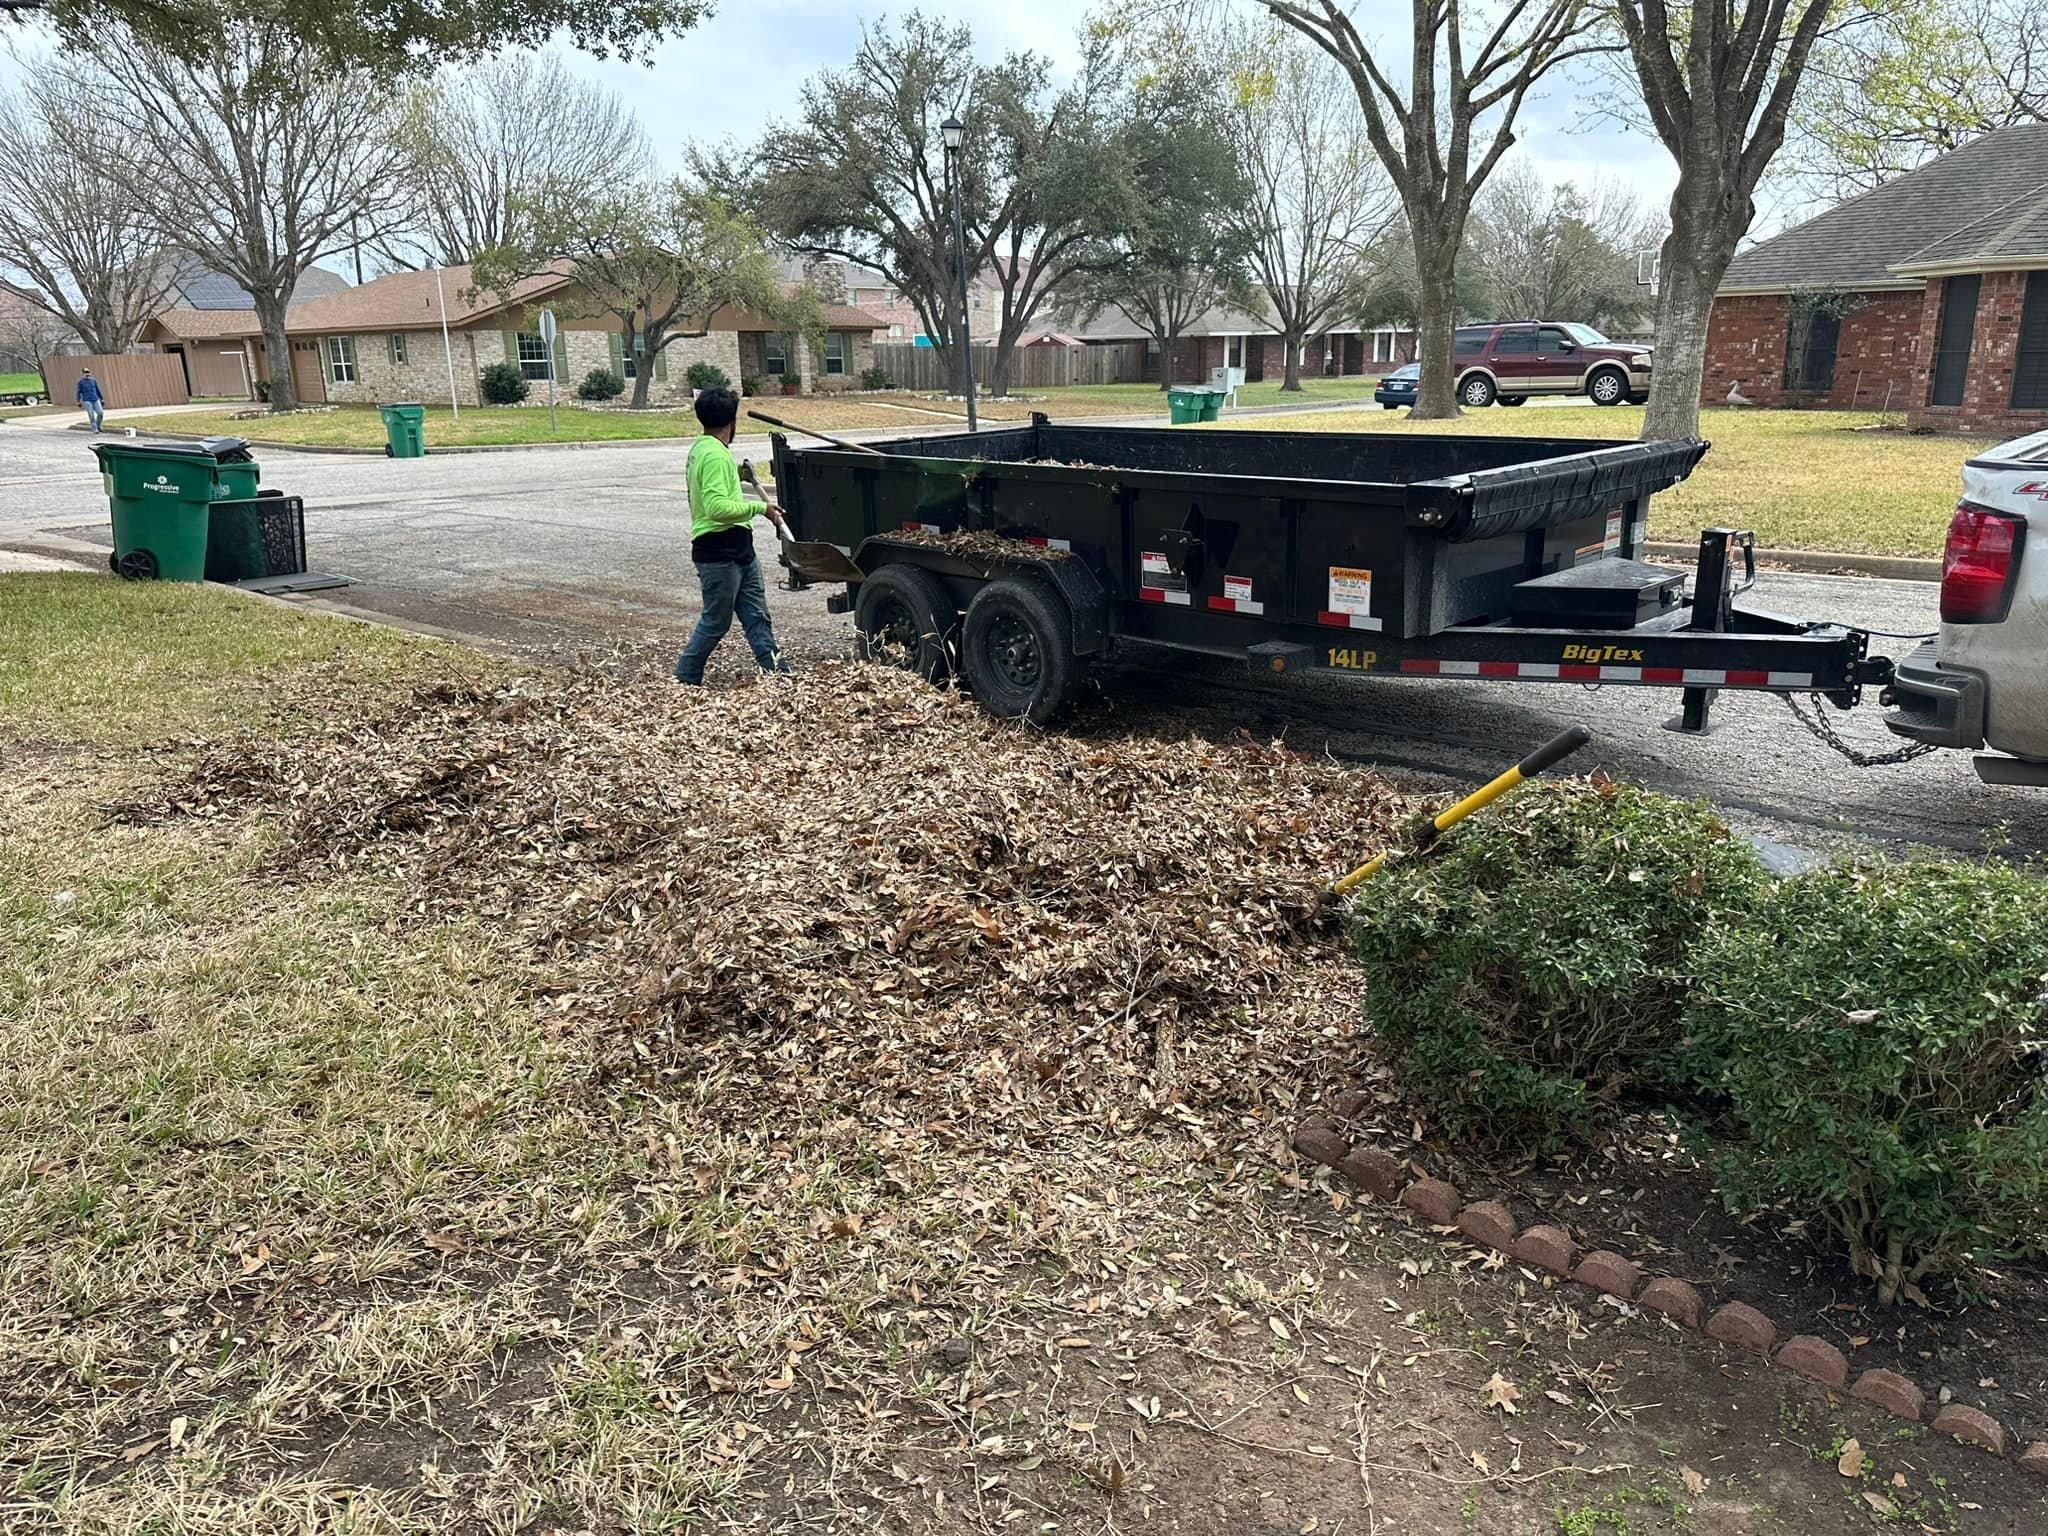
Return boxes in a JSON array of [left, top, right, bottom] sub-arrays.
[[539, 309, 558, 437], [538, 309, 557, 348]]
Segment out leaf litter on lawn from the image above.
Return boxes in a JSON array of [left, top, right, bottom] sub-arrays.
[[119, 661, 1408, 1133], [105, 661, 1421, 1524]]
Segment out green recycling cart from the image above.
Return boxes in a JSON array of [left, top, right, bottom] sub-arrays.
[[1198, 387, 1225, 421], [93, 436, 258, 582], [1167, 386, 1206, 425], [379, 402, 426, 458]]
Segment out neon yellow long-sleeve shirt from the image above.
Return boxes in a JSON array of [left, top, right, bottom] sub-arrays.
[[686, 433, 757, 540]]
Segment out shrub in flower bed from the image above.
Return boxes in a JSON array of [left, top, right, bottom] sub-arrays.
[[1349, 781, 1765, 1153], [1687, 859, 2048, 1303], [479, 361, 530, 405]]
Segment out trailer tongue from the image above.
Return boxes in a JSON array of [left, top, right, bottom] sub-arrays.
[[769, 415, 1891, 728]]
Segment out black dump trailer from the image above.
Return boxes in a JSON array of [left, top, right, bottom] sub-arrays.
[[769, 414, 1891, 726]]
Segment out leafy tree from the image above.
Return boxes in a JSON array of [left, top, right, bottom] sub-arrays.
[[81, 20, 409, 410], [391, 53, 651, 267], [1612, 0, 1838, 440], [1784, 0, 2046, 196], [1068, 71, 1259, 387], [474, 176, 814, 411], [1351, 228, 1494, 336], [1464, 161, 1659, 330], [1221, 28, 1395, 391], [5, 0, 705, 73], [0, 62, 177, 353], [1262, 0, 1601, 417]]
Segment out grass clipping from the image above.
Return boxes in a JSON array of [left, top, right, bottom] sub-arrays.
[[124, 662, 1409, 1125]]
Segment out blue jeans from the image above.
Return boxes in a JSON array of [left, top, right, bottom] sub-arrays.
[[676, 557, 786, 684], [82, 398, 104, 430]]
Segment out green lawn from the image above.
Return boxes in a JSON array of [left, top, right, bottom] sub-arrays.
[[0, 370, 43, 395], [1228, 404, 1992, 558]]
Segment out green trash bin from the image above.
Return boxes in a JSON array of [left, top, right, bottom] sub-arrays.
[[93, 436, 254, 583], [1197, 387, 1225, 422], [1166, 387, 1203, 425], [379, 402, 426, 459]]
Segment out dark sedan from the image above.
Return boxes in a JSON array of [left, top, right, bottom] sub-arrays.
[[1373, 362, 1419, 409]]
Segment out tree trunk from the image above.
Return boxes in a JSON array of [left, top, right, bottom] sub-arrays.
[[630, 335, 655, 409], [1642, 193, 1737, 442], [254, 292, 295, 412], [1410, 235, 1462, 419], [1281, 331, 1304, 392], [1153, 322, 1174, 388]]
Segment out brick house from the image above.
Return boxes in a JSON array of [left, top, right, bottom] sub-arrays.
[[1702, 123, 2048, 431], [1071, 297, 1417, 385]]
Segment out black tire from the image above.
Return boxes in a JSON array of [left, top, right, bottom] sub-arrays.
[[854, 562, 958, 683], [1381, 402, 1399, 410], [1498, 395, 1527, 407], [114, 548, 158, 581], [1628, 393, 1648, 406], [1588, 368, 1629, 406], [1458, 372, 1497, 408], [959, 577, 1080, 725]]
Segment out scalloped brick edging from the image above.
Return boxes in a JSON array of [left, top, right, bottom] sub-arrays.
[[1289, 1111, 2039, 1479]]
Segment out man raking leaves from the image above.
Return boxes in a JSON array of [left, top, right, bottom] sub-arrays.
[[676, 385, 789, 685]]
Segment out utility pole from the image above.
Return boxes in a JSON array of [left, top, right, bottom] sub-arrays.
[[941, 114, 978, 432]]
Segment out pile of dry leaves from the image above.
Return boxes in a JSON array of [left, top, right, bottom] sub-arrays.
[[120, 664, 1410, 1128]]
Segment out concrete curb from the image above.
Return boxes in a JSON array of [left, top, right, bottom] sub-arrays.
[[1288, 1113, 2045, 1479], [1641, 540, 1940, 583]]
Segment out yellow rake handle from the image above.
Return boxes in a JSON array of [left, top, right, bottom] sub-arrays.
[[1331, 725, 1592, 895]]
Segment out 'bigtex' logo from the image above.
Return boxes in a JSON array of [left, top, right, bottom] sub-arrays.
[[1562, 643, 1646, 663]]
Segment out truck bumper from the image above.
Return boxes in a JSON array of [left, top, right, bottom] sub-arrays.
[[1883, 641, 1986, 750]]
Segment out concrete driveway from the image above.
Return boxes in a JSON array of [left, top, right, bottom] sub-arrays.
[[6, 412, 2042, 858]]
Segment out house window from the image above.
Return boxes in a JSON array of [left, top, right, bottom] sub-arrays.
[[1783, 308, 1840, 394], [322, 335, 357, 384], [388, 333, 409, 367], [823, 332, 847, 375], [2011, 271, 2048, 410], [1929, 274, 1980, 407], [515, 332, 551, 381], [764, 333, 791, 376], [1373, 331, 1391, 363], [621, 331, 646, 380], [889, 324, 904, 338]]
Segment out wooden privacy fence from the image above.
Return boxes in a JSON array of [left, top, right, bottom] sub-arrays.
[[42, 353, 191, 409], [872, 341, 1148, 391]]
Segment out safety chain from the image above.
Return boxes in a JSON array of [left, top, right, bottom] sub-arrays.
[[1782, 692, 1939, 768]]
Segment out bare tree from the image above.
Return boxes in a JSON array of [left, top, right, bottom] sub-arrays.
[[0, 64, 177, 353], [84, 20, 409, 410], [394, 52, 651, 267], [1614, 0, 1836, 440], [0, 284, 75, 372], [1224, 30, 1396, 391], [1263, 0, 1599, 417], [1466, 160, 1659, 328]]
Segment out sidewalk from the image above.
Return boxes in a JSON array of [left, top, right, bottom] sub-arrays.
[[4, 400, 241, 434]]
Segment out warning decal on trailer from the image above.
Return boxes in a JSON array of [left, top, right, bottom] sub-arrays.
[[1578, 512, 1626, 562], [1139, 550, 1191, 604], [1208, 574, 1264, 616], [1318, 567, 1382, 631]]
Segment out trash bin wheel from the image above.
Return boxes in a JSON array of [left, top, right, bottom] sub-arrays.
[[115, 548, 159, 581], [384, 443, 395, 457]]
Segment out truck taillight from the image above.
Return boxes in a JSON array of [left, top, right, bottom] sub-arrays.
[[1941, 502, 2022, 624]]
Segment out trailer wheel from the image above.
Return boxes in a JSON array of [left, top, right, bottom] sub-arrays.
[[959, 578, 1080, 725], [854, 562, 958, 683], [1587, 367, 1628, 405], [1458, 373, 1496, 408]]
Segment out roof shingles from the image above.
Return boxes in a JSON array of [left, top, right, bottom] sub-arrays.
[[1718, 123, 2048, 294]]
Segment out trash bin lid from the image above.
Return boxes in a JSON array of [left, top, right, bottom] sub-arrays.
[[89, 435, 253, 460]]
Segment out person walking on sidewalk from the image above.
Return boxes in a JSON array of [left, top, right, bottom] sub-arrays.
[[75, 368, 105, 433], [675, 385, 790, 686]]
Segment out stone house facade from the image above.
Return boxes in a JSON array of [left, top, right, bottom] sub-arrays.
[[1703, 124, 2048, 432]]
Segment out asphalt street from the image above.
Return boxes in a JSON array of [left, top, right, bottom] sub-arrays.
[[5, 411, 2041, 859]]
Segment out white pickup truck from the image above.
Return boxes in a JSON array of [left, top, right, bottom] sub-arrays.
[[1886, 428, 2048, 786]]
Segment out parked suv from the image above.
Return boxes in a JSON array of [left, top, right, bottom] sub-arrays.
[[1884, 428, 2048, 785], [1452, 322, 1651, 408]]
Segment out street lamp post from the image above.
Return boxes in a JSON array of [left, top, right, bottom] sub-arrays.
[[941, 114, 978, 433]]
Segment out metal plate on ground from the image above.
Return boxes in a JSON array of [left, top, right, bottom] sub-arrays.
[[234, 572, 355, 595]]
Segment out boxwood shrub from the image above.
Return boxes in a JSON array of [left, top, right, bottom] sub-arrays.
[[1350, 781, 1766, 1153], [1687, 860, 2048, 1302]]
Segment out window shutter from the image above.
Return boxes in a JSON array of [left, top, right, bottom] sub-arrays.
[[654, 343, 669, 381], [387, 334, 398, 366], [608, 331, 624, 373], [502, 328, 519, 366], [554, 327, 570, 382]]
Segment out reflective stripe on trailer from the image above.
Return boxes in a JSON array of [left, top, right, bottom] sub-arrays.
[[1316, 610, 1384, 632], [1139, 587, 1192, 606], [1022, 535, 1072, 551], [1400, 659, 1812, 687], [1208, 595, 1266, 615]]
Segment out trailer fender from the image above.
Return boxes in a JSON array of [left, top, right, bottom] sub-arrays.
[[853, 536, 1112, 658]]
